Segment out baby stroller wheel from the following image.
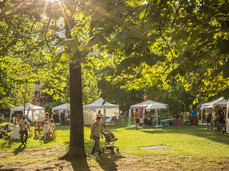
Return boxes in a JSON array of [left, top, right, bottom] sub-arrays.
[[116, 147, 119, 153]]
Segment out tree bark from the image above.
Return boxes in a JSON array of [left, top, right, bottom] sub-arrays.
[[67, 62, 86, 158], [61, 2, 86, 159]]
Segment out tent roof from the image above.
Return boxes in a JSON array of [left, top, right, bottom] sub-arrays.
[[215, 98, 229, 105], [201, 97, 225, 109], [84, 97, 119, 108], [146, 102, 167, 110], [130, 100, 167, 109], [10, 103, 44, 113], [52, 103, 70, 112]]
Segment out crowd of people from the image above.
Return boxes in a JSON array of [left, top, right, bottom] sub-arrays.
[[0, 114, 30, 144], [134, 109, 163, 129], [34, 112, 56, 140], [52, 110, 70, 125], [206, 106, 226, 134], [0, 112, 56, 143]]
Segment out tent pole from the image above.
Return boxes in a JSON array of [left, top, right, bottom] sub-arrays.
[[128, 109, 131, 126], [168, 107, 169, 119], [155, 109, 160, 127], [201, 109, 203, 123], [226, 103, 229, 133]]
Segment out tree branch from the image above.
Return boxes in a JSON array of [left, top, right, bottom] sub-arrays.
[[141, 0, 151, 28]]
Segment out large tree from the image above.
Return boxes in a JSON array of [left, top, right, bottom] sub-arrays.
[[1, 0, 228, 160]]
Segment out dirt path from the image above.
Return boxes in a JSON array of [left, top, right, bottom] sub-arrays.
[[0, 145, 229, 171]]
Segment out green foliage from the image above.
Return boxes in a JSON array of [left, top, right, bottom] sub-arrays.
[[81, 0, 229, 104], [0, 0, 101, 108], [1, 0, 228, 112]]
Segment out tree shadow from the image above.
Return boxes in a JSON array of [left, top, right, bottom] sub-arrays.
[[61, 139, 123, 171], [70, 157, 91, 171], [95, 153, 124, 171], [12, 144, 26, 155], [138, 126, 229, 145], [42, 138, 55, 144]]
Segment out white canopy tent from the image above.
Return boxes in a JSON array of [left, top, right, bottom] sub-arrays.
[[51, 103, 70, 112], [200, 97, 225, 109], [146, 102, 168, 110], [216, 98, 229, 133], [83, 97, 119, 125], [215, 98, 229, 106], [200, 97, 229, 123], [129, 100, 168, 127], [10, 103, 45, 122]]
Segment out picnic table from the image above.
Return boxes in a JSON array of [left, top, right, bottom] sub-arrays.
[[160, 119, 173, 127]]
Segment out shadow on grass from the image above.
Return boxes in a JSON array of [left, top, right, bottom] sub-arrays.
[[138, 126, 229, 145], [95, 153, 124, 171], [60, 141, 91, 171], [0, 139, 20, 149], [61, 139, 123, 170], [70, 157, 91, 171], [42, 138, 55, 144], [12, 144, 26, 155], [55, 125, 70, 131]]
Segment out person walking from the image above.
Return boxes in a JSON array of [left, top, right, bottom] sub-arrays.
[[91, 116, 104, 156], [134, 109, 140, 130], [19, 115, 30, 144], [60, 111, 65, 125]]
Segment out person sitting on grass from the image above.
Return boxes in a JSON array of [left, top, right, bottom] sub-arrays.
[[43, 121, 52, 140], [0, 128, 7, 139], [144, 115, 152, 126], [0, 114, 5, 123], [34, 121, 43, 137]]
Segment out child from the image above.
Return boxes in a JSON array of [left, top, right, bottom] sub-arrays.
[[34, 121, 43, 137], [50, 119, 56, 132], [43, 121, 52, 140]]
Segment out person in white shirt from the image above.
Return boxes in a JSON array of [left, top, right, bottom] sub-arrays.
[[43, 121, 52, 140], [19, 115, 30, 144]]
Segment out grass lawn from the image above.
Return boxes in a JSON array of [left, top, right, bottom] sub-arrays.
[[0, 122, 229, 170]]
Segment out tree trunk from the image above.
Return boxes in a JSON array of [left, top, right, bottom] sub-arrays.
[[61, 4, 86, 159], [67, 62, 86, 158]]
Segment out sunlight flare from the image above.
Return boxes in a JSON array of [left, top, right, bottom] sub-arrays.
[[45, 0, 60, 2]]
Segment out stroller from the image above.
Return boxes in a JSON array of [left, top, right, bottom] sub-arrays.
[[102, 129, 119, 153]]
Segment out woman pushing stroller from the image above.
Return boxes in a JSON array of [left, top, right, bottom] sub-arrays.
[[91, 116, 106, 156]]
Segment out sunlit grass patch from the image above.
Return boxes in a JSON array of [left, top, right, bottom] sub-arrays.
[[1, 122, 229, 170]]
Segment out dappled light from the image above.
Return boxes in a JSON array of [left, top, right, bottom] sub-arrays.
[[0, 0, 229, 170], [1, 123, 229, 170]]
